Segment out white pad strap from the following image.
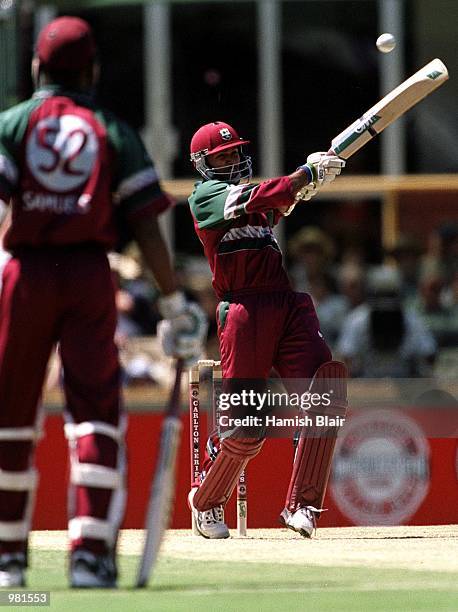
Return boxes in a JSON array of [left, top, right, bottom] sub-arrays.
[[0, 468, 38, 491], [0, 471, 39, 541], [70, 463, 121, 489], [64, 421, 122, 442], [0, 427, 40, 441], [68, 517, 115, 546], [0, 520, 29, 540]]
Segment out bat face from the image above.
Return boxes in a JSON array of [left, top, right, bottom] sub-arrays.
[[331, 58, 449, 159]]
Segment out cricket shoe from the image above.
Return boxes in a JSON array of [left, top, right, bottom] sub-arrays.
[[188, 488, 230, 539], [70, 549, 117, 588], [279, 506, 322, 538], [0, 552, 26, 587]]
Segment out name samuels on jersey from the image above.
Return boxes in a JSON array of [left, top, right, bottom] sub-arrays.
[[23, 191, 92, 214]]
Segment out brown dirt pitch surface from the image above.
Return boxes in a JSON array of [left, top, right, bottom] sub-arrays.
[[32, 525, 458, 573]]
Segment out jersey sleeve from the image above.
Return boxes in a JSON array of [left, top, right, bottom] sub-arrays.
[[244, 176, 296, 214], [0, 104, 31, 203], [109, 119, 173, 220], [189, 176, 294, 230]]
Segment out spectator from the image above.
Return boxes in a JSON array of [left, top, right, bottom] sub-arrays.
[[411, 269, 458, 348], [109, 249, 160, 340], [443, 271, 458, 312], [287, 226, 336, 293], [387, 234, 423, 305], [308, 273, 348, 348], [422, 222, 458, 286], [337, 265, 436, 377], [337, 263, 366, 312]]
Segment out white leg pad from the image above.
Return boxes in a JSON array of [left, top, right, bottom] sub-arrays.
[[65, 415, 128, 547], [64, 421, 122, 442], [70, 463, 121, 489], [0, 520, 29, 540], [0, 427, 39, 441], [68, 517, 116, 546]]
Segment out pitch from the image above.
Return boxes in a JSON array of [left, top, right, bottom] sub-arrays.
[[26, 526, 458, 611]]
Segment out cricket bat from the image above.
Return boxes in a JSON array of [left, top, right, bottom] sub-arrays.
[[329, 58, 449, 159], [136, 359, 184, 588]]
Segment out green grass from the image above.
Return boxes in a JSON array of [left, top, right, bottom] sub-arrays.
[[19, 549, 458, 612]]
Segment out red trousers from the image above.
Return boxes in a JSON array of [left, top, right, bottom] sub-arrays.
[[217, 290, 331, 378], [0, 245, 122, 555]]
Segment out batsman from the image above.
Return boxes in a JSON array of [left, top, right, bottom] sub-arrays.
[[187, 121, 348, 539]]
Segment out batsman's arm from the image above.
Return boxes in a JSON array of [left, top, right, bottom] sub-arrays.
[[287, 167, 317, 197], [247, 153, 344, 216], [190, 179, 297, 228]]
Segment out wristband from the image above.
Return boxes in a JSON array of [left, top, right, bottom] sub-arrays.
[[296, 163, 317, 184]]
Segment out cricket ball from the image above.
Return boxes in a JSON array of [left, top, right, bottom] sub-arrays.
[[376, 33, 396, 54]]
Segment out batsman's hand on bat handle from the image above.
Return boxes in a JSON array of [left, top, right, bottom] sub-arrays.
[[306, 151, 346, 186], [292, 151, 345, 205], [156, 291, 208, 366]]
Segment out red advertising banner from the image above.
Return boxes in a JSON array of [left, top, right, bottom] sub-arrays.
[[34, 412, 458, 530]]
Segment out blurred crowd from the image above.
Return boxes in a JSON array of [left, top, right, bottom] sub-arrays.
[[112, 220, 458, 385], [2, 198, 456, 387]]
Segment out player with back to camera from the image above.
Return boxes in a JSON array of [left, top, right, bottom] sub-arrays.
[[187, 121, 348, 539], [0, 16, 206, 588]]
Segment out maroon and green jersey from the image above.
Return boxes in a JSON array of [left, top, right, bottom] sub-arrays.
[[188, 177, 296, 299], [0, 85, 170, 251]]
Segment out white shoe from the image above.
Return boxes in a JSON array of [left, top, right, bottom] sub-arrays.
[[188, 488, 230, 539], [280, 506, 320, 538], [0, 553, 26, 587]]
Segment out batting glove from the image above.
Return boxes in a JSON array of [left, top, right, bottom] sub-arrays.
[[306, 152, 346, 186], [157, 291, 208, 364], [293, 182, 319, 206]]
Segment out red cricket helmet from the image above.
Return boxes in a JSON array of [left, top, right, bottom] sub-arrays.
[[36, 16, 96, 72], [190, 121, 252, 183]]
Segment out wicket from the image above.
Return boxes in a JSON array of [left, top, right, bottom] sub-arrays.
[[189, 359, 247, 536]]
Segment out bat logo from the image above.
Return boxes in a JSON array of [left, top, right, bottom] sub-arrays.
[[427, 70, 443, 80], [333, 114, 382, 155], [219, 128, 232, 141], [355, 114, 381, 134]]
